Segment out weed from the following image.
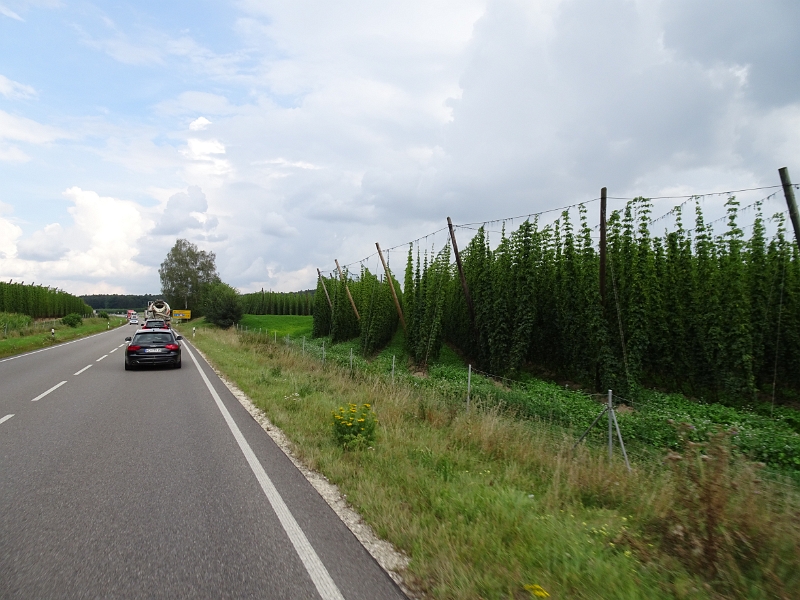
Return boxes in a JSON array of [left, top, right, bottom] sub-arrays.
[[333, 403, 377, 450]]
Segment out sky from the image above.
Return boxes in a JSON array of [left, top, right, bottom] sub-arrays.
[[1, 0, 799, 295]]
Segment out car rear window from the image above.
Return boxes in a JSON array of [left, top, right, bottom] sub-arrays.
[[133, 333, 175, 345]]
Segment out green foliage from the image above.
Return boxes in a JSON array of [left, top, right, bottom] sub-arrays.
[[61, 313, 82, 327], [81, 294, 158, 310], [0, 312, 33, 330], [332, 402, 377, 449], [0, 282, 92, 318], [98, 310, 109, 319], [432, 198, 800, 405], [240, 289, 315, 316], [203, 283, 242, 328], [159, 238, 221, 313], [404, 243, 451, 366], [312, 265, 404, 353]]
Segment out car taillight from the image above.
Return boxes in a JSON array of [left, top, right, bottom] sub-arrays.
[[127, 345, 141, 351], [165, 344, 179, 351]]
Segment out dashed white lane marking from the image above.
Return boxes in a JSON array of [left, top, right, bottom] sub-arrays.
[[96, 354, 108, 362], [183, 344, 345, 600], [74, 365, 92, 376], [0, 414, 14, 425], [31, 381, 67, 402], [118, 344, 125, 348], [0, 329, 120, 364], [109, 348, 118, 353]]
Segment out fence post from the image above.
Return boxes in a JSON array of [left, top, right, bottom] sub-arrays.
[[274, 331, 277, 343], [467, 363, 472, 412], [608, 390, 613, 462]]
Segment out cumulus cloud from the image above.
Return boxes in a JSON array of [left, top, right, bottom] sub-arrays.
[[189, 116, 211, 131], [151, 185, 218, 235], [0, 216, 22, 258], [16, 223, 69, 261]]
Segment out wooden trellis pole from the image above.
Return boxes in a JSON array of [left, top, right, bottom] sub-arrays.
[[375, 242, 406, 332], [316, 268, 333, 310], [447, 217, 476, 332], [335, 259, 360, 320]]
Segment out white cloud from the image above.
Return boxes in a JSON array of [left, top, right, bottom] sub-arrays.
[[16, 223, 68, 261], [0, 74, 37, 99], [151, 185, 218, 235], [0, 144, 30, 162], [0, 4, 23, 21], [0, 215, 22, 258], [0, 110, 66, 144], [189, 116, 211, 131]]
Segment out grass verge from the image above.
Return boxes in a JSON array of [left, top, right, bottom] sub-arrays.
[[0, 317, 127, 360], [178, 322, 800, 599]]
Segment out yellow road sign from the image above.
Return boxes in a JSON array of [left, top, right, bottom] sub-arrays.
[[173, 310, 191, 320]]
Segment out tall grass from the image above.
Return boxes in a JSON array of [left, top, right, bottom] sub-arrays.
[[184, 325, 800, 599]]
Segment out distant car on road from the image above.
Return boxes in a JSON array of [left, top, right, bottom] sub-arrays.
[[124, 329, 183, 370], [129, 317, 139, 325], [142, 319, 168, 329]]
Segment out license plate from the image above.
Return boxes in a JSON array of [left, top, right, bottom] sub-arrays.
[[144, 348, 164, 353]]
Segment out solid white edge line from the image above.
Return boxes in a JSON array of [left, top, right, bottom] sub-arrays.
[[96, 354, 108, 362], [0, 328, 123, 364], [74, 365, 92, 376], [31, 380, 67, 402], [183, 343, 345, 600], [0, 414, 14, 425]]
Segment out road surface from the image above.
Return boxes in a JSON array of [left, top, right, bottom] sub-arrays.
[[0, 327, 407, 599]]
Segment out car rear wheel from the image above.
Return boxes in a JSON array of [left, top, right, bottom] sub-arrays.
[[174, 360, 182, 369]]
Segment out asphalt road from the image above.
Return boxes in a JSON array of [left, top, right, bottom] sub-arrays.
[[0, 327, 407, 599]]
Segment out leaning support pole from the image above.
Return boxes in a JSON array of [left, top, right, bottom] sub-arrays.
[[316, 268, 333, 310], [779, 167, 800, 250], [572, 406, 609, 451], [611, 409, 632, 472], [599, 187, 607, 306], [376, 242, 406, 332], [447, 217, 476, 332], [335, 259, 360, 321], [608, 389, 614, 462]]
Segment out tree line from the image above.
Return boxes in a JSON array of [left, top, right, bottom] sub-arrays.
[[81, 294, 160, 310], [239, 289, 315, 316]]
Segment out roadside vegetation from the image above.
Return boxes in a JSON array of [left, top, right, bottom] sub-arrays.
[[0, 315, 126, 360], [179, 318, 800, 599]]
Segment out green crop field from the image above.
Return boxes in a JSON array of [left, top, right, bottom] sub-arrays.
[[238, 314, 313, 338]]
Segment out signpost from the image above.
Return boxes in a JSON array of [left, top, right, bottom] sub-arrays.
[[173, 310, 191, 321]]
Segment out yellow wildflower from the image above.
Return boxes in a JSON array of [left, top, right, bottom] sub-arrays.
[[523, 584, 550, 598]]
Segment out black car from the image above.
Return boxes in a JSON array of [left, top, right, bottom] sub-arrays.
[[124, 329, 183, 370]]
